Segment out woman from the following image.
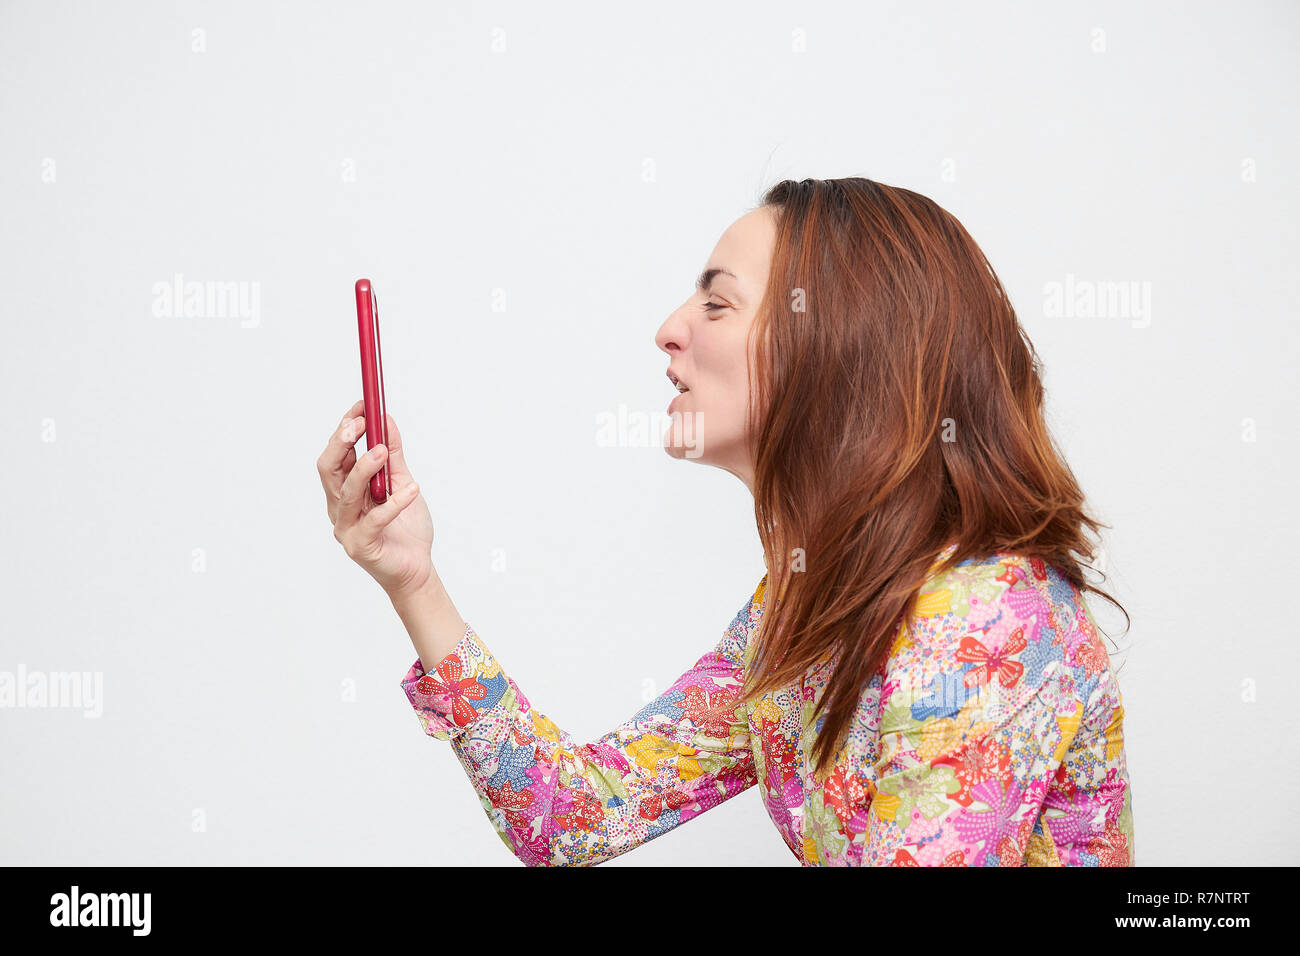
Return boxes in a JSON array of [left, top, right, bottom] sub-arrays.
[[317, 177, 1135, 867]]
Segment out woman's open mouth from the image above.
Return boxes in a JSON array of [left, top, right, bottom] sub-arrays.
[[667, 369, 691, 412]]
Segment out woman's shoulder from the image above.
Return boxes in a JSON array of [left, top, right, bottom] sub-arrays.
[[918, 548, 1093, 629], [889, 548, 1115, 705]]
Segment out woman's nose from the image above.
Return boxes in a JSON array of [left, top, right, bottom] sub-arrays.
[[655, 302, 692, 355]]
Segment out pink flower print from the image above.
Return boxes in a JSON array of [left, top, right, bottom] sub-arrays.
[[1097, 766, 1129, 825], [953, 777, 1026, 865], [1040, 788, 1104, 847], [574, 741, 631, 776], [509, 826, 550, 866]]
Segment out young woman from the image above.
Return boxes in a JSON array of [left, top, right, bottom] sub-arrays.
[[317, 177, 1135, 867]]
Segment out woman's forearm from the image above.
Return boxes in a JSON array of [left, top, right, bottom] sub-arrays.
[[389, 574, 468, 670]]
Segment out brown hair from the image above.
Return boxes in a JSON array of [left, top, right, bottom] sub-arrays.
[[735, 177, 1129, 780]]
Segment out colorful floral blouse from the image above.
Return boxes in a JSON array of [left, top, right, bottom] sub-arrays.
[[399, 544, 1135, 866]]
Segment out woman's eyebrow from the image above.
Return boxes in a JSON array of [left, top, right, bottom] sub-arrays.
[[696, 267, 737, 293]]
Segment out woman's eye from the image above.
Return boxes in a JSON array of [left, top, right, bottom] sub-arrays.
[[701, 300, 727, 312]]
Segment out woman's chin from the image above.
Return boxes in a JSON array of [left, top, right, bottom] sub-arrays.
[[662, 431, 707, 462], [662, 437, 688, 460], [662, 407, 706, 458]]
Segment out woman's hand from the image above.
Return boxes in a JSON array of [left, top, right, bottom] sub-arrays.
[[317, 399, 435, 601]]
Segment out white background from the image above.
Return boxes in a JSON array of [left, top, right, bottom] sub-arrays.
[[1, 0, 1296, 866]]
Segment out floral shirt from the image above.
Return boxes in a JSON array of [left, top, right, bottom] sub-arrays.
[[399, 544, 1135, 866]]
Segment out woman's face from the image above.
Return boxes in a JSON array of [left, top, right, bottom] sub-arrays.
[[654, 205, 778, 492]]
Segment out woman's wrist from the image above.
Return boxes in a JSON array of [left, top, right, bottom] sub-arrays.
[[386, 567, 440, 610], [388, 572, 467, 670]]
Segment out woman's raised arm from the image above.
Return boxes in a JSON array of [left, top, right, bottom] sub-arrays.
[[397, 584, 764, 866], [318, 400, 763, 865]]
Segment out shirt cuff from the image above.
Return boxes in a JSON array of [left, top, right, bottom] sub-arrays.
[[399, 622, 510, 741]]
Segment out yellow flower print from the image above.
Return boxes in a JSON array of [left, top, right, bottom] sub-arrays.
[[914, 588, 953, 618], [916, 716, 966, 762], [626, 734, 702, 779], [872, 791, 901, 823], [889, 619, 914, 656], [1052, 700, 1083, 764], [1025, 828, 1063, 866], [532, 711, 564, 745], [1103, 704, 1125, 762], [627, 734, 679, 772], [675, 753, 704, 781], [753, 696, 783, 726], [802, 836, 820, 864]]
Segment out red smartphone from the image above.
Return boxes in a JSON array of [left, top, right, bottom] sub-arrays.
[[354, 278, 390, 503]]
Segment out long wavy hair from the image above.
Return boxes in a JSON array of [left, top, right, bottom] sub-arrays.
[[735, 177, 1129, 781]]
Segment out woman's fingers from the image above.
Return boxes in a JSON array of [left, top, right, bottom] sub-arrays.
[[318, 401, 365, 484], [318, 413, 367, 519], [321, 401, 415, 532], [359, 479, 421, 536], [336, 399, 364, 432], [381, 412, 412, 481], [336, 442, 389, 524]]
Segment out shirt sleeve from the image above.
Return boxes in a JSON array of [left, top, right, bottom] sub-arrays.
[[862, 559, 1135, 867], [398, 584, 763, 866]]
